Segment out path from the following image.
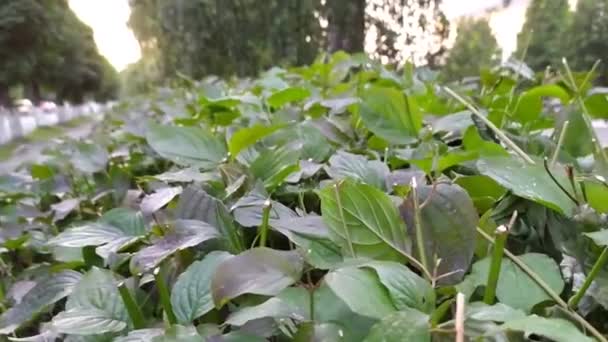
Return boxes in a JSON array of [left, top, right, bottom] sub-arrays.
[[0, 120, 98, 174]]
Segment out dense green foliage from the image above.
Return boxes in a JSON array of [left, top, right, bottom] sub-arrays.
[[0, 0, 119, 106], [567, 0, 608, 82], [2, 52, 608, 341], [442, 18, 500, 81]]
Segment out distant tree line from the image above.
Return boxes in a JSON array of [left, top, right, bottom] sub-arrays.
[[122, 0, 449, 94], [0, 0, 119, 107], [443, 0, 608, 82]]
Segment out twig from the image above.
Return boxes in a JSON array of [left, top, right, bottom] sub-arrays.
[[455, 293, 465, 342], [569, 247, 608, 309], [550, 120, 569, 167], [443, 87, 536, 165], [562, 59, 608, 172], [411, 177, 430, 279], [543, 158, 579, 205], [258, 199, 272, 247], [477, 227, 608, 342]]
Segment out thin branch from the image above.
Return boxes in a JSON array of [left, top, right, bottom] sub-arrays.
[[443, 87, 536, 165]]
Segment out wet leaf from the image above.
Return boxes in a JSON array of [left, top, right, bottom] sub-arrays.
[[477, 157, 576, 215]]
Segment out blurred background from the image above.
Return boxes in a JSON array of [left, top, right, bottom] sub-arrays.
[[2, 0, 605, 108]]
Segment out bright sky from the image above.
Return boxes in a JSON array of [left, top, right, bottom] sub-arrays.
[[68, 0, 576, 70], [68, 0, 141, 71]]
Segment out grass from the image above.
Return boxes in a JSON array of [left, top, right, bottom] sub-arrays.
[[0, 116, 93, 160]]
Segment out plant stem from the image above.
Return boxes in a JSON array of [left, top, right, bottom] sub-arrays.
[[444, 87, 535, 165], [455, 293, 465, 342], [154, 266, 177, 325], [483, 225, 508, 305], [411, 177, 430, 280], [118, 281, 146, 329], [562, 59, 608, 173], [569, 247, 608, 309], [477, 227, 608, 342], [550, 120, 569, 167], [429, 298, 454, 328], [258, 199, 272, 248]]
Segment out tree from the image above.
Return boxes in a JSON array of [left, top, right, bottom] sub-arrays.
[[566, 0, 608, 82], [515, 0, 570, 72], [128, 0, 323, 80], [442, 18, 500, 81], [365, 0, 450, 66], [0, 0, 119, 105], [326, 0, 366, 53]]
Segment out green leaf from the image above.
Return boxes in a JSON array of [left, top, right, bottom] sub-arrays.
[[584, 229, 608, 246], [211, 248, 304, 307], [176, 186, 244, 253], [71, 143, 109, 174], [114, 329, 164, 342], [151, 325, 202, 342], [249, 146, 300, 191], [130, 220, 220, 273], [326, 151, 389, 190], [51, 308, 127, 335], [361, 261, 435, 313], [228, 124, 285, 158], [359, 86, 421, 144], [171, 251, 232, 324], [363, 308, 430, 342], [231, 190, 297, 227], [267, 87, 311, 108], [458, 253, 564, 312], [501, 315, 593, 342], [400, 183, 478, 284], [140, 187, 183, 214], [513, 84, 570, 123], [0, 271, 82, 334], [146, 123, 226, 169], [225, 287, 309, 326], [325, 267, 396, 319], [477, 157, 576, 215], [455, 175, 506, 213], [101, 208, 146, 236], [465, 302, 526, 322], [48, 209, 146, 258], [48, 223, 125, 248], [65, 268, 129, 331], [319, 179, 411, 257]]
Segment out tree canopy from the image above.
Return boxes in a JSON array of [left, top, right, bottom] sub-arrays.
[[566, 0, 608, 81], [442, 18, 500, 81], [126, 0, 450, 85], [0, 0, 119, 106], [515, 0, 570, 72]]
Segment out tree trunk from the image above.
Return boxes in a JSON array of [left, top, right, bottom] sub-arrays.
[[0, 83, 9, 108], [327, 0, 366, 53]]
